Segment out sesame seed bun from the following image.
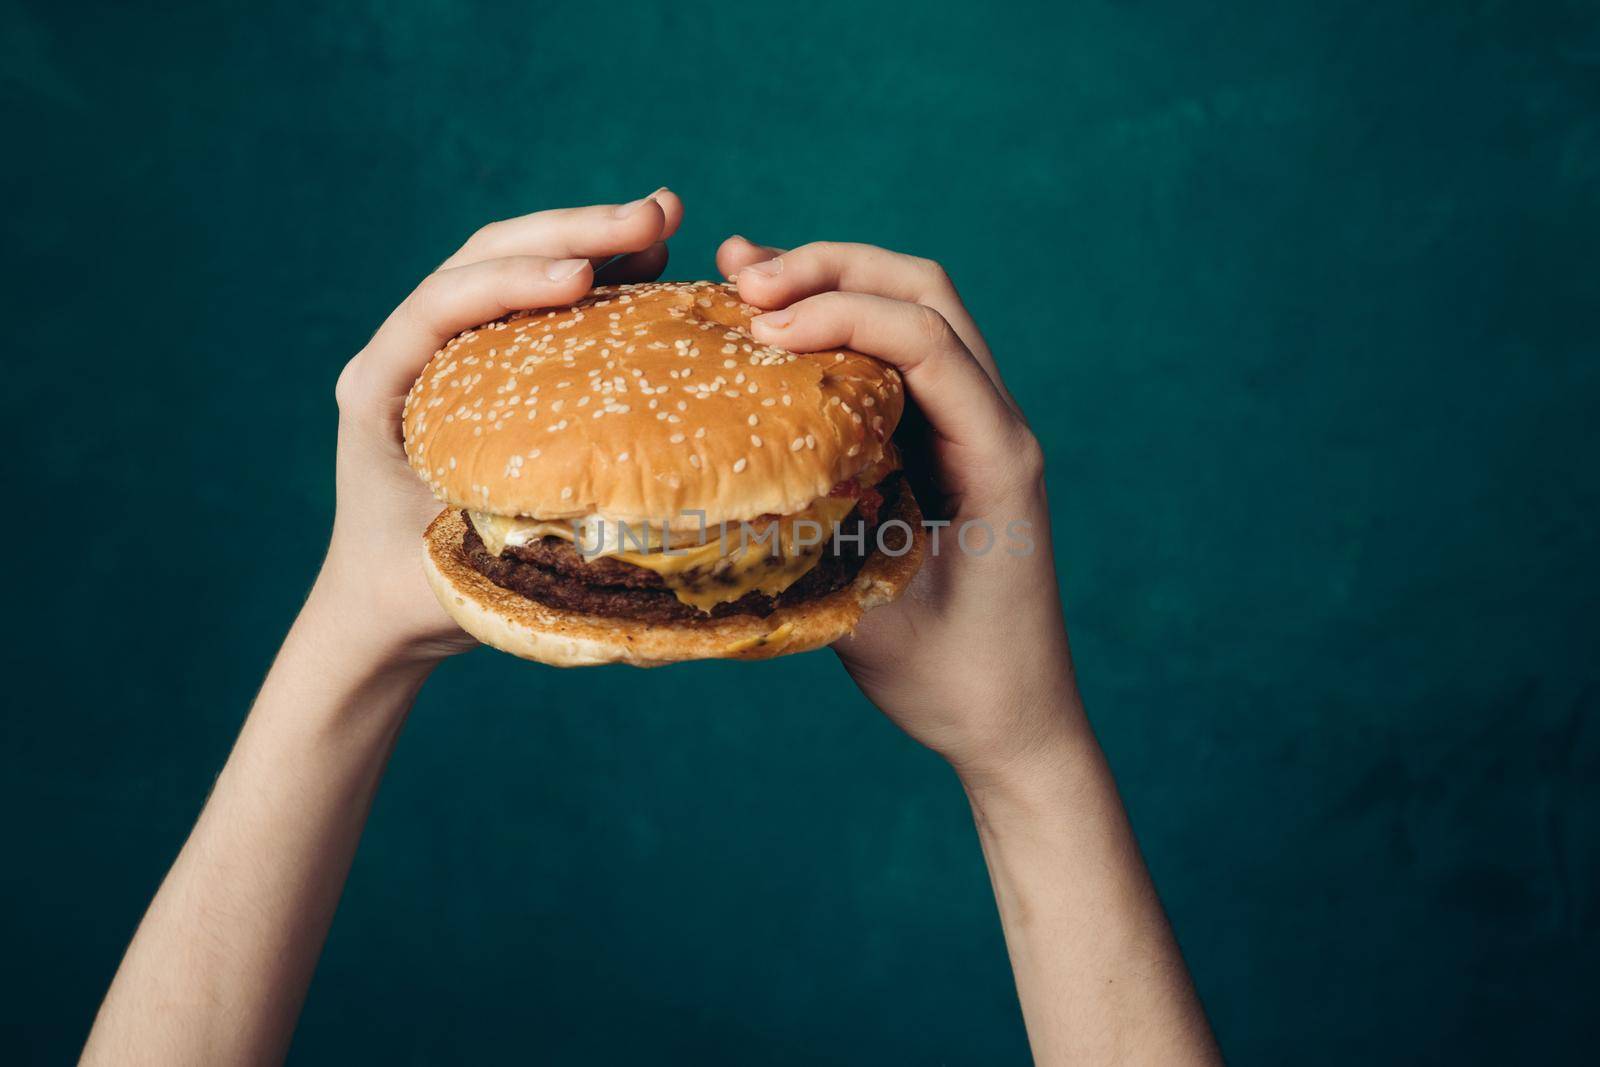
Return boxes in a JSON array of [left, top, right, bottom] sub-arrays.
[[402, 281, 906, 527], [421, 498, 927, 667]]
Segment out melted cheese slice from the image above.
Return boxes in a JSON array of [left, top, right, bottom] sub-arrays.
[[467, 452, 899, 612], [634, 495, 859, 611], [468, 495, 860, 612], [466, 514, 576, 557]]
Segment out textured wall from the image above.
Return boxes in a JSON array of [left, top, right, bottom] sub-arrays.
[[4, 1, 1598, 1062]]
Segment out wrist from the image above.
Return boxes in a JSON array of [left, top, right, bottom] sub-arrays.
[[280, 572, 445, 705], [247, 587, 437, 748], [949, 681, 1098, 803], [931, 649, 1089, 788], [958, 720, 1118, 854], [304, 554, 458, 670]]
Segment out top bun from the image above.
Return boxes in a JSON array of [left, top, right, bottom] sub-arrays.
[[403, 281, 905, 526]]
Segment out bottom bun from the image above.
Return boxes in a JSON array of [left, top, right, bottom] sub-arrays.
[[421, 491, 926, 668]]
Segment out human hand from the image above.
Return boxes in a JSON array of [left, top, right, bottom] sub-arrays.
[[318, 190, 686, 664], [716, 237, 1083, 787]]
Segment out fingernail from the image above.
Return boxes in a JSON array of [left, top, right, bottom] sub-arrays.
[[546, 258, 588, 281], [755, 307, 795, 328], [745, 257, 783, 278], [651, 186, 671, 198], [612, 197, 650, 218]]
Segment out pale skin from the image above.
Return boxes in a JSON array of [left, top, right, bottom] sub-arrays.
[[82, 191, 1221, 1066]]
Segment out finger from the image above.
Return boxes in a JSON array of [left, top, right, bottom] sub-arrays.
[[439, 190, 678, 270], [594, 241, 669, 284], [586, 187, 684, 272], [750, 291, 1020, 455], [732, 240, 1014, 411], [353, 255, 594, 405], [646, 187, 685, 240], [716, 234, 786, 280]]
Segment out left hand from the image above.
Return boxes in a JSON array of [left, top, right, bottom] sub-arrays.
[[715, 235, 1081, 789], [319, 190, 686, 663]]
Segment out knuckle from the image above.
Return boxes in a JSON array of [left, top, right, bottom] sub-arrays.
[[413, 268, 451, 303], [915, 255, 952, 288], [467, 219, 505, 250], [802, 239, 857, 262], [913, 303, 957, 348], [393, 273, 454, 339], [404, 272, 447, 322], [1009, 428, 1047, 483], [792, 240, 833, 263], [333, 357, 366, 412]]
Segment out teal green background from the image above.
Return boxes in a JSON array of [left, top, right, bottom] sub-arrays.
[[5, 1, 1599, 1062]]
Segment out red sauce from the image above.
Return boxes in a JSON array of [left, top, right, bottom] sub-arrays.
[[829, 478, 883, 525]]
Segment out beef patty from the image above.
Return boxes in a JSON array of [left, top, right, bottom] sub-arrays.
[[462, 475, 906, 623]]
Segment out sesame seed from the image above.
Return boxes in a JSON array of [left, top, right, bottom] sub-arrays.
[[733, 458, 748, 473]]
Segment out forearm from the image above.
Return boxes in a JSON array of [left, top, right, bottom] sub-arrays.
[[964, 698, 1221, 1066], [83, 577, 432, 1066]]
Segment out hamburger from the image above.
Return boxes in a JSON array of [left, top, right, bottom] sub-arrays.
[[402, 280, 925, 667]]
